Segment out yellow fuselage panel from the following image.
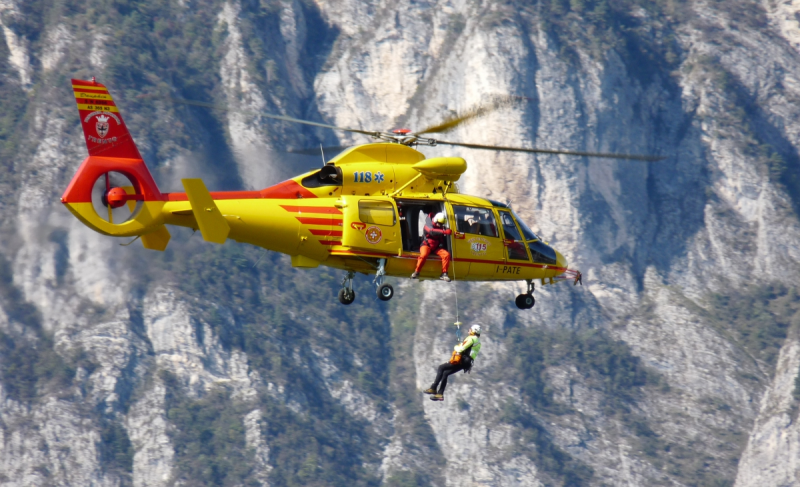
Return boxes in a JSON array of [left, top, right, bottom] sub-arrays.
[[296, 144, 464, 198]]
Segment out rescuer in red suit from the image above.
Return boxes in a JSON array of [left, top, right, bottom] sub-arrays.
[[411, 212, 452, 281]]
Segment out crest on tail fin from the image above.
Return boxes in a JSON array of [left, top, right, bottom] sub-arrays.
[[94, 114, 110, 138], [72, 78, 141, 159]]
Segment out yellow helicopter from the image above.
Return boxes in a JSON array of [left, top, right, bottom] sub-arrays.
[[62, 78, 660, 308]]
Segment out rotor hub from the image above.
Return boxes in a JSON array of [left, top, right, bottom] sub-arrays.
[[105, 187, 129, 208]]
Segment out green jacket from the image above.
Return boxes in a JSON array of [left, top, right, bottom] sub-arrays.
[[454, 335, 481, 360]]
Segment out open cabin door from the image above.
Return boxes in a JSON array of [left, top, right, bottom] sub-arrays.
[[339, 196, 402, 255]]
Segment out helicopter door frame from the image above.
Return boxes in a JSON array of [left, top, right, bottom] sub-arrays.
[[340, 196, 402, 255], [496, 209, 532, 276], [447, 203, 503, 279], [396, 199, 450, 254], [395, 199, 457, 278]]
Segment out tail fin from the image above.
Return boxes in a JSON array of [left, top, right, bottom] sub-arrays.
[[62, 79, 166, 243], [73, 78, 142, 159]]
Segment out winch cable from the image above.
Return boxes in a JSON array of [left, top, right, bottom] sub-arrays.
[[444, 187, 462, 343]]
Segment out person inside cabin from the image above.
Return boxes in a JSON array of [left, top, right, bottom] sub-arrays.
[[466, 210, 482, 234], [411, 211, 452, 281], [424, 324, 482, 401]]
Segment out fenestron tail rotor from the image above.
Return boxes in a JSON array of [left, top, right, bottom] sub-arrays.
[[164, 95, 663, 162], [91, 171, 142, 225]]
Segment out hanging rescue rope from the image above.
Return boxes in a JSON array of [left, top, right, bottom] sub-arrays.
[[444, 182, 462, 343]]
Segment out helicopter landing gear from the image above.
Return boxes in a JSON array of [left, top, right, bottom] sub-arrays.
[[373, 258, 394, 302], [515, 280, 535, 309], [339, 271, 355, 305], [377, 284, 394, 301]]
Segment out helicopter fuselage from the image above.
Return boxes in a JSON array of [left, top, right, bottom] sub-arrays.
[[62, 78, 577, 308]]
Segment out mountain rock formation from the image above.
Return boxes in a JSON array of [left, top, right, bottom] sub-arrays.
[[1, 0, 800, 485]]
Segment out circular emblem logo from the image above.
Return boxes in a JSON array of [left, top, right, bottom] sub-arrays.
[[468, 237, 489, 256], [364, 226, 383, 244]]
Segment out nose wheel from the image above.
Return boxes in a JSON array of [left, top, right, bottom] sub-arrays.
[[515, 280, 535, 309], [339, 271, 355, 305]]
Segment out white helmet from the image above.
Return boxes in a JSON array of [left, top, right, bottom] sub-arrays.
[[470, 324, 481, 335], [433, 212, 446, 224]]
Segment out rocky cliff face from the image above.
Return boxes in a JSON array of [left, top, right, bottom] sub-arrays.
[[1, 0, 800, 485]]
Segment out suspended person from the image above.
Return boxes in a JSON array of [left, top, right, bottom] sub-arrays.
[[411, 212, 452, 281], [424, 324, 482, 401]]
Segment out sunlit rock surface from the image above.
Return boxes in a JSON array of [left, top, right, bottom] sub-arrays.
[[0, 0, 799, 485]]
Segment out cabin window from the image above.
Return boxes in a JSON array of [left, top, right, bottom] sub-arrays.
[[359, 200, 396, 226], [452, 205, 498, 238]]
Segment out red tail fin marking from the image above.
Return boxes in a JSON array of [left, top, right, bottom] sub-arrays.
[[62, 79, 162, 204]]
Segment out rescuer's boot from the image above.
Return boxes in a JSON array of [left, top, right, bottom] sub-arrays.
[[411, 272, 419, 279], [430, 394, 444, 401], [440, 273, 451, 282], [423, 387, 437, 395]]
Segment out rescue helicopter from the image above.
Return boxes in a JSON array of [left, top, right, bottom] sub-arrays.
[[62, 78, 660, 309]]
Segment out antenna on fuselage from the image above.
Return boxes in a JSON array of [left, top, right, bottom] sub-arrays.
[[320, 144, 326, 166]]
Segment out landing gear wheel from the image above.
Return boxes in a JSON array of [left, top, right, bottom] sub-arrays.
[[515, 294, 535, 309], [377, 283, 394, 301], [338, 288, 355, 305]]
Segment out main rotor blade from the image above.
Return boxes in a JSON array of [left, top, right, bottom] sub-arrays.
[[433, 139, 665, 161], [287, 145, 351, 156], [168, 97, 382, 138], [415, 95, 523, 135]]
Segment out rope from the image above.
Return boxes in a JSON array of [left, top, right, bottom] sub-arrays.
[[444, 184, 462, 343]]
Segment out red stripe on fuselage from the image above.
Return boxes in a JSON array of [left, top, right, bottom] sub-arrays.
[[163, 191, 263, 201], [309, 229, 343, 236], [296, 217, 343, 225], [334, 250, 567, 271], [281, 206, 342, 214], [261, 179, 317, 199]]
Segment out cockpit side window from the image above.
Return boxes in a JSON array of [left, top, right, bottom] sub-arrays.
[[499, 211, 522, 241], [452, 205, 498, 238], [511, 209, 539, 241], [499, 210, 529, 260]]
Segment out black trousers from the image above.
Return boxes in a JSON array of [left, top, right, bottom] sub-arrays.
[[431, 361, 466, 394]]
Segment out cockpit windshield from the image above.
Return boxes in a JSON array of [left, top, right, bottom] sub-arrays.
[[511, 210, 540, 241]]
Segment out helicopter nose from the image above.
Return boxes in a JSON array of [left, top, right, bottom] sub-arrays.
[[555, 249, 567, 269]]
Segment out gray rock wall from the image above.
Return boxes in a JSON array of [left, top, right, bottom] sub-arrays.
[[0, 0, 799, 485]]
